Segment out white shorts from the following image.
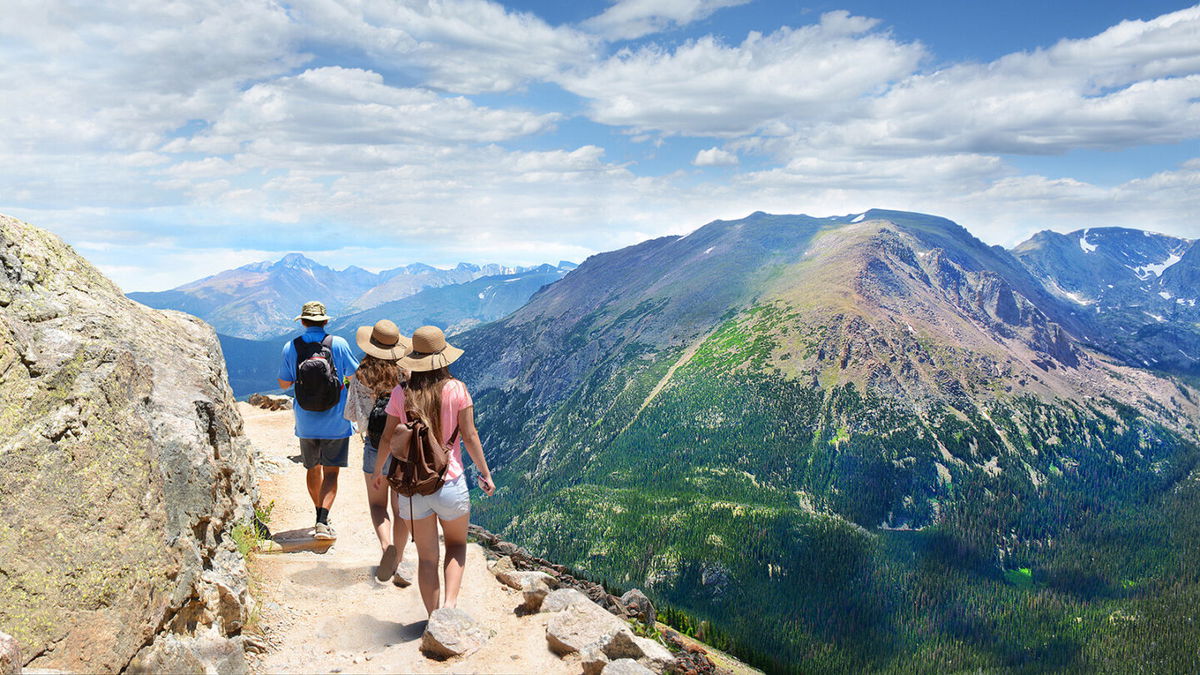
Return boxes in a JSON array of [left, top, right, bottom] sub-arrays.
[[395, 475, 470, 521]]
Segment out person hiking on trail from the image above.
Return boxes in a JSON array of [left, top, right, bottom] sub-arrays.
[[344, 319, 414, 585], [373, 325, 495, 615], [277, 300, 358, 540]]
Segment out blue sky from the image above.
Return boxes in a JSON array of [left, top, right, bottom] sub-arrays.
[[1, 0, 1198, 291]]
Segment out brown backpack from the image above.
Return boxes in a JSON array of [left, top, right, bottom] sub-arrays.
[[385, 414, 459, 497]]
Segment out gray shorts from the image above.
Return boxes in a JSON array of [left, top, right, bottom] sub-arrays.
[[299, 437, 349, 469], [395, 476, 470, 521], [361, 439, 393, 474]]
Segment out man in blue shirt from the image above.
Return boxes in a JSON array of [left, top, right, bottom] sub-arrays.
[[277, 301, 359, 540]]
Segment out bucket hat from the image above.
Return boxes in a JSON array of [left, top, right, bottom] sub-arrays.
[[398, 325, 464, 372], [356, 319, 411, 361], [295, 300, 331, 322]]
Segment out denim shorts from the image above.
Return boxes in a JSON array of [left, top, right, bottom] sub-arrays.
[[394, 475, 470, 521], [361, 439, 394, 474]]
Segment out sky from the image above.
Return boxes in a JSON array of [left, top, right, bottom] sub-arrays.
[[1, 0, 1198, 291]]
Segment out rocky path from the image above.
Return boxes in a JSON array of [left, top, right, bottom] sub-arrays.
[[238, 403, 575, 674]]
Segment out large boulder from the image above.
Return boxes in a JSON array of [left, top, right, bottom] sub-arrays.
[[421, 608, 489, 659], [0, 215, 256, 672], [541, 588, 593, 613], [546, 601, 631, 655]]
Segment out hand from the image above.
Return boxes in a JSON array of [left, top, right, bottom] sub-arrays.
[[372, 472, 385, 490], [477, 474, 495, 496]]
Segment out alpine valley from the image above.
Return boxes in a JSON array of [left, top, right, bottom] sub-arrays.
[[450, 210, 1200, 672], [131, 210, 1200, 672]]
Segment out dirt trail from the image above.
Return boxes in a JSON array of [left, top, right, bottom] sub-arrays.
[[239, 403, 575, 674]]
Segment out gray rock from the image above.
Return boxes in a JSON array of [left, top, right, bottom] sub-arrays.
[[545, 602, 630, 655], [620, 589, 656, 626], [0, 215, 256, 673], [580, 646, 610, 675], [488, 555, 516, 580], [602, 631, 673, 674], [247, 393, 291, 410], [0, 631, 19, 675], [603, 658, 654, 675], [540, 588, 593, 613], [520, 575, 552, 612], [127, 631, 247, 675], [422, 608, 489, 659]]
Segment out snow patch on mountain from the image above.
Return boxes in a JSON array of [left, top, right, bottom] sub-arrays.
[[1138, 252, 1183, 278], [1079, 230, 1098, 254], [1043, 277, 1095, 306]]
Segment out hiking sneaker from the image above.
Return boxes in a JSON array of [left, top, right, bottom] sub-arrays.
[[392, 560, 415, 588], [313, 522, 337, 540], [376, 544, 399, 581]]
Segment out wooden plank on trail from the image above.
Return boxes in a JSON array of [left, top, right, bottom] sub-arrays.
[[257, 527, 335, 554]]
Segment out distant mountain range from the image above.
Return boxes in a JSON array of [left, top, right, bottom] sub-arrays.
[[128, 253, 576, 395], [128, 253, 575, 340], [1013, 227, 1198, 379]]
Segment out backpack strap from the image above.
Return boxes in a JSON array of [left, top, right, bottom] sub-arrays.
[[292, 336, 305, 375]]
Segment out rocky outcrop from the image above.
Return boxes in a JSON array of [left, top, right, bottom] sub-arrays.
[[0, 215, 257, 672], [246, 393, 291, 411]]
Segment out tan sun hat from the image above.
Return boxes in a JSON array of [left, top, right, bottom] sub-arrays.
[[398, 325, 464, 372], [295, 300, 331, 322], [356, 319, 411, 361]]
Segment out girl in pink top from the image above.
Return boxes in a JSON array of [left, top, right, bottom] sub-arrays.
[[374, 326, 495, 616]]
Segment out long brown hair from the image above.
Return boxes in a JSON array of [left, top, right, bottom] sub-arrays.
[[405, 366, 454, 444], [357, 355, 403, 397]]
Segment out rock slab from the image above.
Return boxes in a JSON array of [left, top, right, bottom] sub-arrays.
[[546, 602, 631, 655], [620, 589, 656, 626], [422, 608, 490, 659], [0, 215, 256, 672]]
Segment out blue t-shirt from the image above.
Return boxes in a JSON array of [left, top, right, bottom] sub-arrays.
[[279, 326, 359, 439]]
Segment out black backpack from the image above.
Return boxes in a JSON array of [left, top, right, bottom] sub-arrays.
[[366, 391, 391, 448], [293, 335, 341, 411]]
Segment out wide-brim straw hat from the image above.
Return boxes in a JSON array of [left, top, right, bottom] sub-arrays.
[[356, 319, 411, 361], [399, 325, 464, 372]]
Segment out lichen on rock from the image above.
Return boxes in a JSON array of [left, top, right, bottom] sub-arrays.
[[0, 215, 257, 672]]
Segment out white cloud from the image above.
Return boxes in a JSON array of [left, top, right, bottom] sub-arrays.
[[777, 6, 1200, 158], [693, 147, 738, 166], [291, 0, 598, 93], [168, 67, 559, 155], [582, 0, 751, 40], [560, 11, 925, 136]]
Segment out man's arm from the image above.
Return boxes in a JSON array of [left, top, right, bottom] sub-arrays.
[[278, 340, 295, 391]]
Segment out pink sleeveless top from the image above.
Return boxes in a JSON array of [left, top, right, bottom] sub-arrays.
[[385, 379, 473, 481]]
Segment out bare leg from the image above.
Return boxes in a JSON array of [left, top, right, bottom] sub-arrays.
[[409, 514, 441, 615], [305, 466, 322, 507], [319, 466, 340, 510], [364, 471, 391, 551], [439, 514, 469, 609], [389, 490, 411, 559]]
